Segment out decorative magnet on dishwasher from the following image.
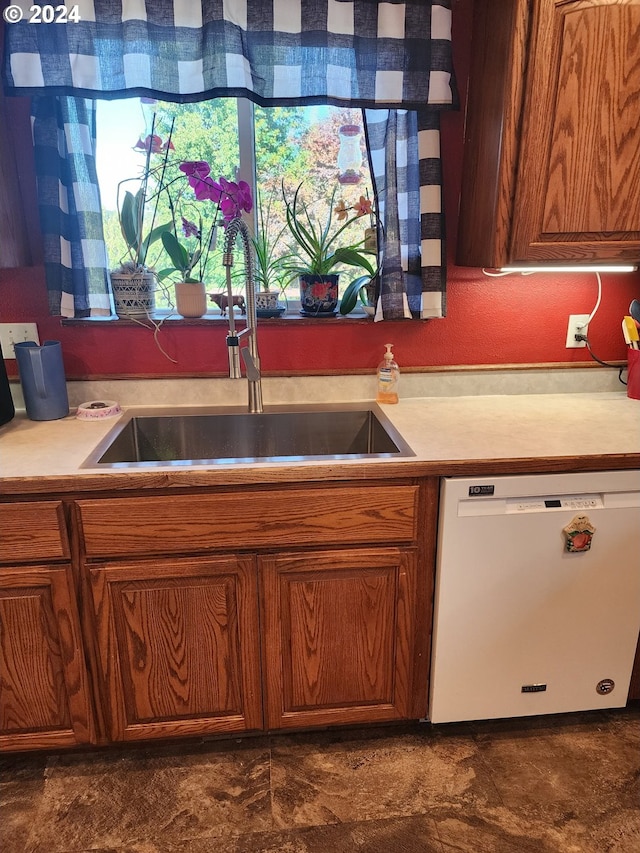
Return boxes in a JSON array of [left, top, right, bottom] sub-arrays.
[[563, 515, 596, 552]]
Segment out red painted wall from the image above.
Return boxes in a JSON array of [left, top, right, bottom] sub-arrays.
[[1, 0, 638, 379]]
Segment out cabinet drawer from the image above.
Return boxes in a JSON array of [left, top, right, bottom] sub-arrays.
[[78, 485, 419, 558], [0, 501, 69, 563]]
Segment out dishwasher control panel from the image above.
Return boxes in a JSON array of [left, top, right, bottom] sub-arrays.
[[458, 493, 606, 517], [507, 495, 603, 513]]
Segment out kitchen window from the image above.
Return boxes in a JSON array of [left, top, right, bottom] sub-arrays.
[[96, 97, 375, 315]]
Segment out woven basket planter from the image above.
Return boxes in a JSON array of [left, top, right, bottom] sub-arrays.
[[110, 271, 156, 318]]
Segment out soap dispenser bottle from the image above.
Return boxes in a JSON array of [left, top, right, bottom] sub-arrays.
[[376, 343, 399, 404]]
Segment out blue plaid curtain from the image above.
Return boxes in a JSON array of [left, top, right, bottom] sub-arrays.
[[365, 110, 445, 319], [31, 96, 111, 317], [3, 0, 457, 320]]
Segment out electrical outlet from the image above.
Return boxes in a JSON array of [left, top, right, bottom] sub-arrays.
[[0, 323, 40, 357], [565, 314, 589, 348]]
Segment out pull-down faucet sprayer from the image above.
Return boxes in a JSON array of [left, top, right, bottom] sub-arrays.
[[221, 217, 263, 414]]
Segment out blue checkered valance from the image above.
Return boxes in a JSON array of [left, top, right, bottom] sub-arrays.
[[2, 0, 457, 109], [2, 1, 457, 320]]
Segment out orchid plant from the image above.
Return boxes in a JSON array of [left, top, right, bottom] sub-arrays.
[[115, 118, 174, 273], [159, 161, 253, 284], [336, 194, 381, 314], [282, 183, 376, 279]]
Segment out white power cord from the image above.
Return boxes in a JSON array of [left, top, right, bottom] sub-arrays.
[[482, 269, 603, 328], [583, 271, 602, 326]]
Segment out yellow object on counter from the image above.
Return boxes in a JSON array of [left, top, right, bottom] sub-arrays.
[[623, 316, 639, 349]]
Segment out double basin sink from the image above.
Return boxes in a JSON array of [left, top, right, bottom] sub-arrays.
[[82, 405, 414, 468]]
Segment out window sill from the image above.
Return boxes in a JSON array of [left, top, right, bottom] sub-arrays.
[[62, 310, 376, 325]]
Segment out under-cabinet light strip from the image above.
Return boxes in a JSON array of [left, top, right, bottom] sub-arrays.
[[500, 265, 638, 273]]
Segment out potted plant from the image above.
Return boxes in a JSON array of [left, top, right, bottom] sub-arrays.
[[159, 163, 253, 318], [339, 272, 379, 317], [252, 190, 294, 316], [159, 216, 211, 318], [111, 119, 173, 318], [338, 195, 381, 317], [282, 184, 376, 316]]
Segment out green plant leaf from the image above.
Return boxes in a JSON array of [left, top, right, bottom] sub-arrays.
[[339, 275, 371, 315], [120, 190, 140, 253], [339, 285, 359, 315], [156, 267, 177, 281], [333, 248, 376, 276], [285, 194, 318, 259], [161, 231, 190, 274], [191, 247, 202, 267], [140, 220, 172, 264], [319, 186, 337, 250]]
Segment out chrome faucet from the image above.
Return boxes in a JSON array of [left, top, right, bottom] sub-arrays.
[[221, 217, 263, 414]]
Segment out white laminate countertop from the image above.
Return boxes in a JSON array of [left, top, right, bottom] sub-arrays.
[[1, 392, 638, 494]]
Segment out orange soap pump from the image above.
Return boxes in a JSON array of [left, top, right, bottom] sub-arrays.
[[376, 343, 399, 404]]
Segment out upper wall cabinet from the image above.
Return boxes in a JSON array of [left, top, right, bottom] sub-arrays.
[[457, 0, 640, 267]]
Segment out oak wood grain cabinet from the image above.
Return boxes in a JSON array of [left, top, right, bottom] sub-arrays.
[[457, 0, 640, 267], [88, 555, 263, 742], [77, 480, 435, 742], [76, 485, 420, 558], [261, 547, 423, 730], [0, 501, 94, 752]]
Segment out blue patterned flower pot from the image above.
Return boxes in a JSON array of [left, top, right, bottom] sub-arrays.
[[299, 274, 339, 316]]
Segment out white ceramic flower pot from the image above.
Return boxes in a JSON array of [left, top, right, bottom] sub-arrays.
[[255, 291, 280, 312], [175, 281, 207, 318]]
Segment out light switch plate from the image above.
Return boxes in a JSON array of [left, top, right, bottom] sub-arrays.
[[0, 323, 40, 357]]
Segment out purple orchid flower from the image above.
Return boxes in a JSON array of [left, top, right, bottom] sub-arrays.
[[179, 161, 216, 201], [179, 161, 211, 181], [178, 162, 253, 224], [216, 177, 253, 222], [181, 216, 200, 239]]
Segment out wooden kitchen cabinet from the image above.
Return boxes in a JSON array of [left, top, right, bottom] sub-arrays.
[[88, 555, 263, 742], [457, 0, 640, 267], [261, 547, 424, 730], [77, 479, 434, 742], [0, 502, 94, 752]]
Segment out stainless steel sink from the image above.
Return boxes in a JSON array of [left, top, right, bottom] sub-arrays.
[[82, 405, 414, 468]]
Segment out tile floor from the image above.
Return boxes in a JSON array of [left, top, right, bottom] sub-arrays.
[[1, 709, 639, 853]]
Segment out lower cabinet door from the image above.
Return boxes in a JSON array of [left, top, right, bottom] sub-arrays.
[[261, 547, 421, 730], [89, 555, 263, 742], [0, 565, 94, 752]]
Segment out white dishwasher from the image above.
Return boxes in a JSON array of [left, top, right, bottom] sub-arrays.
[[429, 469, 640, 724]]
